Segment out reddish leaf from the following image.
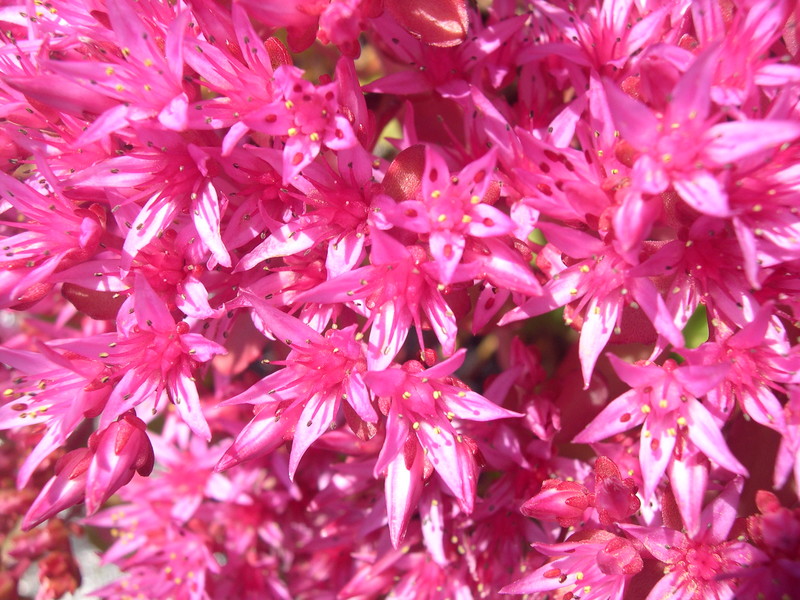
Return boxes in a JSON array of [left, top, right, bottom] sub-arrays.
[[385, 0, 469, 47]]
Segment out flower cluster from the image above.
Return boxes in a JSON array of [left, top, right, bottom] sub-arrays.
[[2, 0, 800, 598]]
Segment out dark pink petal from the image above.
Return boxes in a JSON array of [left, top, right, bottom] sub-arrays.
[[686, 400, 748, 476], [700, 476, 744, 543], [364, 368, 408, 399], [702, 120, 800, 164], [629, 277, 684, 349], [22, 449, 90, 530], [100, 371, 156, 430], [289, 392, 340, 479], [731, 216, 760, 289], [632, 154, 669, 195], [640, 415, 676, 500], [538, 222, 604, 258], [666, 45, 719, 126], [478, 238, 543, 296], [741, 386, 786, 432], [121, 195, 179, 271], [242, 292, 326, 348], [422, 348, 467, 380], [192, 182, 232, 268], [579, 296, 621, 387], [282, 135, 318, 182], [673, 171, 729, 217], [324, 115, 358, 150], [622, 524, 686, 563], [216, 404, 301, 471], [175, 277, 224, 319], [429, 230, 465, 284], [417, 422, 475, 513], [466, 204, 516, 237], [423, 292, 457, 356], [326, 230, 366, 278], [170, 369, 211, 441], [391, 200, 431, 232], [473, 283, 510, 333], [643, 571, 690, 600], [344, 372, 377, 423], [499, 556, 579, 594], [672, 363, 729, 398], [444, 390, 522, 422], [367, 301, 412, 370], [374, 403, 410, 477], [499, 268, 583, 324], [385, 440, 424, 547], [603, 79, 659, 149], [132, 275, 174, 332], [158, 92, 189, 131], [573, 390, 645, 443], [607, 354, 661, 389], [667, 453, 708, 538], [236, 219, 328, 271]]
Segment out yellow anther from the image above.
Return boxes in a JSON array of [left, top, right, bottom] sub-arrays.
[[3, 389, 13, 396], [437, 213, 447, 222], [446, 412, 455, 420], [432, 390, 442, 399], [575, 572, 584, 580], [143, 58, 154, 67], [287, 127, 298, 136], [114, 84, 125, 92], [569, 288, 578, 295], [402, 391, 412, 399], [412, 421, 420, 430], [99, 352, 109, 358], [641, 405, 651, 414], [580, 265, 590, 273], [309, 132, 320, 142], [144, 84, 152, 91], [470, 195, 480, 204], [431, 190, 441, 199], [285, 100, 294, 109], [659, 399, 668, 408], [677, 416, 687, 426], [661, 153, 672, 163], [105, 67, 115, 75], [462, 215, 472, 223]]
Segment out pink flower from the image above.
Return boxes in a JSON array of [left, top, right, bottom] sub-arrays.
[[501, 224, 684, 387], [245, 64, 358, 181], [377, 146, 516, 284], [574, 355, 747, 508], [364, 349, 520, 544], [99, 275, 226, 439], [217, 293, 374, 477], [294, 228, 459, 369], [501, 529, 643, 599], [623, 478, 759, 600], [604, 45, 800, 217]]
